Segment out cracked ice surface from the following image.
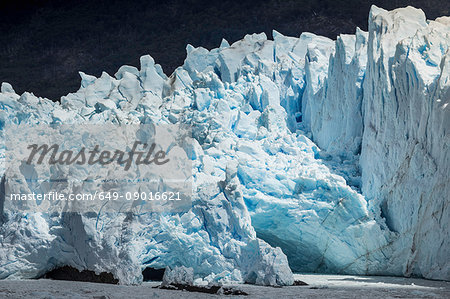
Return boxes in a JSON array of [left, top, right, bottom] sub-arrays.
[[0, 5, 448, 284]]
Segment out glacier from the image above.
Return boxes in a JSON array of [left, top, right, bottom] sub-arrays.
[[0, 5, 449, 285]]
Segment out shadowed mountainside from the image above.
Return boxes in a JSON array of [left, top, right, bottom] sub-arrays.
[[1, 0, 449, 100]]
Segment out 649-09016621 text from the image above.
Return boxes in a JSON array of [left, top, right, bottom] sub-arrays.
[[3, 123, 193, 213], [8, 191, 182, 202]]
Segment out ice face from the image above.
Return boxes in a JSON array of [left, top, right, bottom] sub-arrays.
[[0, 5, 449, 285], [360, 7, 450, 280], [299, 6, 449, 279]]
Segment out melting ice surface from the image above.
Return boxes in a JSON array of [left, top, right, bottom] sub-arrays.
[[0, 5, 449, 284]]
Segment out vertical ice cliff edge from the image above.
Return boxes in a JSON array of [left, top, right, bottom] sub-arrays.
[[302, 6, 449, 280], [0, 5, 448, 284], [361, 6, 449, 280]]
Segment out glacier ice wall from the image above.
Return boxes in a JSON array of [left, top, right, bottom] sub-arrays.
[[0, 56, 295, 286], [0, 5, 449, 284], [360, 7, 450, 279], [301, 6, 449, 279], [304, 28, 368, 156]]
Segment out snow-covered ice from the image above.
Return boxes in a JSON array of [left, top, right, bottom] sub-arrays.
[[0, 5, 448, 285]]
